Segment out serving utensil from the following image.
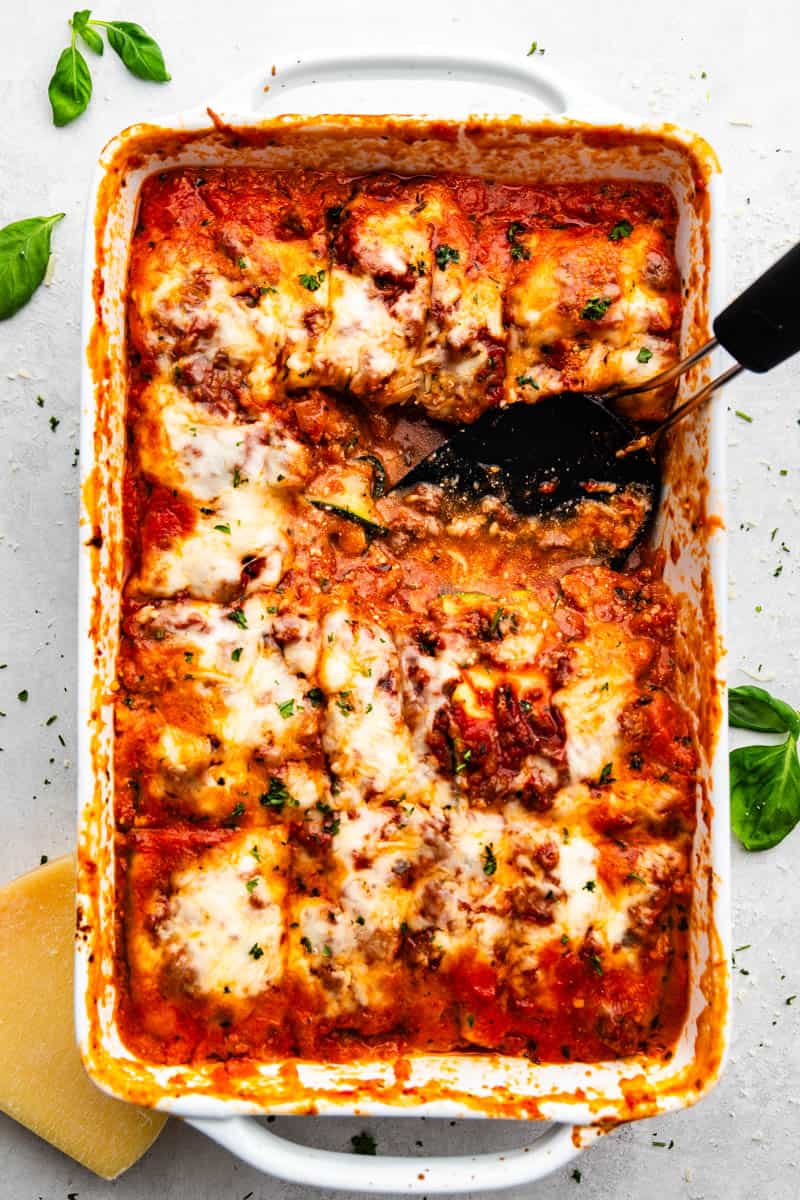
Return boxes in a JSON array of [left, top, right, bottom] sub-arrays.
[[393, 241, 800, 557]]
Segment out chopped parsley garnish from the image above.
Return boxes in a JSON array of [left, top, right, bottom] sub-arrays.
[[227, 607, 248, 629], [246, 877, 260, 893], [316, 800, 340, 835], [261, 776, 293, 810], [336, 692, 354, 715], [231, 647, 243, 662], [482, 843, 497, 876], [299, 269, 325, 291], [637, 346, 653, 363], [17, 690, 28, 702], [527, 41, 545, 55], [608, 219, 633, 241], [45, 714, 57, 725], [597, 761, 615, 785], [489, 606, 505, 635], [229, 801, 245, 820], [626, 872, 647, 885], [571, 1168, 582, 1183], [237, 256, 247, 269], [589, 953, 604, 976], [356, 915, 365, 925], [248, 943, 264, 959], [49, 415, 60, 432], [581, 296, 613, 320], [214, 523, 232, 534], [250, 844, 261, 861], [351, 1131, 377, 1156], [232, 465, 243, 488], [434, 243, 460, 270], [583, 879, 596, 892], [735, 409, 753, 423], [506, 221, 530, 261], [454, 744, 472, 774], [300, 936, 313, 953], [516, 374, 540, 389], [306, 686, 325, 707], [322, 943, 332, 958]]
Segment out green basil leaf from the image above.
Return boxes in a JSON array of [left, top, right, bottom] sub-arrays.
[[104, 21, 170, 81], [0, 215, 65, 320], [730, 735, 800, 850], [729, 685, 799, 736], [71, 11, 104, 55], [48, 44, 93, 125]]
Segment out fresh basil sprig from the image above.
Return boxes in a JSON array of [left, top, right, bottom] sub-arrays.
[[0, 215, 65, 321], [72, 9, 104, 55], [49, 39, 93, 126], [729, 685, 799, 736], [729, 684, 800, 851], [101, 20, 170, 81], [48, 11, 170, 126]]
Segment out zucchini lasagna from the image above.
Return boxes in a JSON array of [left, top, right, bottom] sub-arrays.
[[115, 167, 696, 1066]]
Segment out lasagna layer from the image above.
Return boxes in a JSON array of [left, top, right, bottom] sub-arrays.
[[114, 167, 695, 1068]]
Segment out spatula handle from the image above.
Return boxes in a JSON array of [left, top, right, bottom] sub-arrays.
[[713, 241, 800, 372]]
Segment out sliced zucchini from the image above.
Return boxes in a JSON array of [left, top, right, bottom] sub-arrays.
[[355, 453, 387, 499], [305, 463, 388, 534]]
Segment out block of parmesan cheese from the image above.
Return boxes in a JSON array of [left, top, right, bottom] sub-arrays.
[[0, 855, 167, 1178]]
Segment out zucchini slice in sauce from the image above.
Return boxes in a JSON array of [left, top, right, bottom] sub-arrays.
[[305, 463, 388, 533]]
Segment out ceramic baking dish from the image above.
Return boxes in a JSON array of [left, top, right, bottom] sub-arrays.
[[76, 51, 731, 1192]]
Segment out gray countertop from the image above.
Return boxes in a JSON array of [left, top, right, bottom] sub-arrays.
[[1, 1, 798, 1196]]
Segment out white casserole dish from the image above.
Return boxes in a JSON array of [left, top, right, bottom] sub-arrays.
[[76, 51, 731, 1192]]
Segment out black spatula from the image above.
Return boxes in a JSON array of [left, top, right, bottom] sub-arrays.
[[391, 240, 800, 560]]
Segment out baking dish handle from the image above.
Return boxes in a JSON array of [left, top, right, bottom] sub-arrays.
[[185, 1115, 585, 1193], [207, 51, 633, 125]]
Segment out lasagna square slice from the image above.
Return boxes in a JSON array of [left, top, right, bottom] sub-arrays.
[[308, 180, 435, 403], [115, 596, 322, 825], [414, 181, 507, 423], [317, 607, 444, 807], [287, 800, 458, 1055], [399, 590, 570, 808], [504, 222, 680, 419], [126, 379, 312, 601], [119, 826, 291, 1063], [128, 168, 347, 411]]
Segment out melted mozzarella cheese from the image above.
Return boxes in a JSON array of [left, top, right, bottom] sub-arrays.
[[310, 195, 433, 400], [552, 833, 600, 936], [133, 479, 292, 601], [136, 383, 310, 500], [555, 624, 638, 783], [420, 807, 507, 962], [319, 610, 437, 803], [136, 597, 317, 757], [504, 225, 678, 412], [311, 271, 416, 396], [156, 832, 287, 1000], [416, 247, 505, 422]]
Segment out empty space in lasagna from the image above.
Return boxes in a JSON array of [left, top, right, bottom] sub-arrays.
[[114, 165, 697, 1068]]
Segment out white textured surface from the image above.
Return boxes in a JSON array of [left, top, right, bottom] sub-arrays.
[[1, 1, 799, 1196]]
